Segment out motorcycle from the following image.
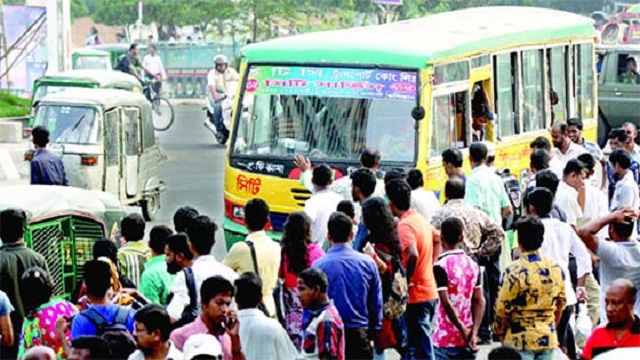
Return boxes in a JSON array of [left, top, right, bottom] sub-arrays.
[[204, 80, 237, 145]]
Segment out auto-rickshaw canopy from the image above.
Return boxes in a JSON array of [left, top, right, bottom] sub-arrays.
[[37, 87, 149, 109], [0, 185, 126, 230]]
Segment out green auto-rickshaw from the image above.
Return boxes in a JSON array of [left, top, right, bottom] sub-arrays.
[[0, 185, 127, 298]]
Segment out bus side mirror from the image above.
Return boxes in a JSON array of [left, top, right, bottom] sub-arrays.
[[411, 106, 425, 121]]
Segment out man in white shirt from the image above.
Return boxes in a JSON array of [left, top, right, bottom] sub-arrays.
[[550, 122, 588, 179], [568, 118, 605, 190], [555, 159, 586, 227], [609, 149, 640, 211], [294, 148, 385, 200], [528, 187, 592, 359], [234, 272, 298, 360], [142, 44, 167, 95], [407, 169, 440, 224], [304, 164, 343, 247], [577, 207, 640, 324], [167, 216, 238, 322], [578, 154, 609, 235], [623, 122, 640, 163]]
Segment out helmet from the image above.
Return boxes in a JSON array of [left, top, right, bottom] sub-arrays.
[[214, 54, 228, 65]]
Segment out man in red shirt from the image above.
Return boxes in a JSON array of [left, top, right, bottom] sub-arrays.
[[582, 278, 640, 359], [386, 178, 441, 359]]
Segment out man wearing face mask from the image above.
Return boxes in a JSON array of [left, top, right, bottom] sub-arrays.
[[550, 122, 588, 179]]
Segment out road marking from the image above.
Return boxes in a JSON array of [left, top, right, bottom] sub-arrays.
[[0, 151, 20, 180]]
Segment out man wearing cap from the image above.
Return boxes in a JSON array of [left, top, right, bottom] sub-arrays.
[[183, 335, 223, 360]]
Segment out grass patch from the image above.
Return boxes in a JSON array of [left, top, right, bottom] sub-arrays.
[[0, 92, 31, 118]]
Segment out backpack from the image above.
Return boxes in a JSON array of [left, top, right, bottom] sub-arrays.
[[79, 307, 136, 359], [377, 250, 408, 319], [171, 266, 199, 330]]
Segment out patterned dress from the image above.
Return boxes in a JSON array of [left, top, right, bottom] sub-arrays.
[[432, 249, 482, 349], [18, 299, 78, 359]]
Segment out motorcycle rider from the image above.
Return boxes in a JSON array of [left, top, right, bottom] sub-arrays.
[[207, 54, 239, 142]]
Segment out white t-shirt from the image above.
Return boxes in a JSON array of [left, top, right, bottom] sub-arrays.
[[411, 188, 441, 224], [596, 239, 640, 323], [611, 170, 640, 211], [142, 54, 166, 78], [583, 183, 609, 240], [304, 189, 344, 247], [540, 217, 593, 306], [554, 181, 583, 227], [166, 255, 238, 320], [550, 142, 588, 179], [237, 309, 298, 360]]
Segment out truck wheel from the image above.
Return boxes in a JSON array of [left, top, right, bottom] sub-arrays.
[[598, 112, 610, 149], [141, 194, 159, 222]]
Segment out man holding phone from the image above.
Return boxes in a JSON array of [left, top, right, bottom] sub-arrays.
[[170, 276, 244, 359]]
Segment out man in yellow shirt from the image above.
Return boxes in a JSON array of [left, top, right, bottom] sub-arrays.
[[224, 199, 280, 317], [494, 216, 566, 359]]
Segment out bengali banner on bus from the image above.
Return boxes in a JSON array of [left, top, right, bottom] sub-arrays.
[[245, 65, 417, 100]]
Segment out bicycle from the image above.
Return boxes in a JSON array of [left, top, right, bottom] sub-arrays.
[[143, 80, 175, 132]]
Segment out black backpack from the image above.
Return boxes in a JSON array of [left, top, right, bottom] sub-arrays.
[[170, 266, 199, 329], [79, 307, 136, 359]]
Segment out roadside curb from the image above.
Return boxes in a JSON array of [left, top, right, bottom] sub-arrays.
[[0, 141, 30, 183]]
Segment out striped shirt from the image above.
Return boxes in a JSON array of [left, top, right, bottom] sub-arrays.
[[300, 303, 345, 360], [117, 241, 152, 288]]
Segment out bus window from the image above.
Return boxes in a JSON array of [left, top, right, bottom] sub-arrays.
[[548, 46, 569, 122], [494, 53, 518, 138], [522, 49, 545, 132], [471, 82, 491, 142], [431, 95, 455, 156], [575, 43, 595, 119], [615, 53, 640, 84]]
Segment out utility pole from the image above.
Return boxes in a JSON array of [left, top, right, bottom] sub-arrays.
[[46, 0, 71, 74]]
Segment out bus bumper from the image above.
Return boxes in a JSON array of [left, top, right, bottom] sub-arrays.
[[223, 217, 282, 252]]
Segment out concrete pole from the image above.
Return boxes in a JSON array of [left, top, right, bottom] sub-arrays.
[[46, 0, 71, 74]]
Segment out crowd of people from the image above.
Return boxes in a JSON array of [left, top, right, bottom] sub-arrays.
[[0, 120, 640, 360]]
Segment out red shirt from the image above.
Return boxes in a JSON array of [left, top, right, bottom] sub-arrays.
[[582, 316, 640, 359]]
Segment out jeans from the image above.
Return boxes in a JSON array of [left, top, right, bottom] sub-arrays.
[[402, 300, 437, 360], [519, 349, 556, 360], [479, 252, 501, 341], [557, 304, 576, 359], [208, 99, 228, 137], [345, 328, 373, 360], [434, 346, 476, 360]]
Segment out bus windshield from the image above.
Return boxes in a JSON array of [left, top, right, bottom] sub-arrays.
[[232, 65, 418, 163]]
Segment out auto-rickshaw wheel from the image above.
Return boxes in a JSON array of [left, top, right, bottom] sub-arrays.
[[142, 193, 159, 222]]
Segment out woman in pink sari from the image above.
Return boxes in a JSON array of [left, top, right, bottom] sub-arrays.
[[278, 212, 325, 347]]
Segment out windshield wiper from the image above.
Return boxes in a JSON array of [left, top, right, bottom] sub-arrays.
[[57, 114, 86, 142]]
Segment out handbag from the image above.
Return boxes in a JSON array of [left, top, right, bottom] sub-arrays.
[[247, 240, 271, 317]]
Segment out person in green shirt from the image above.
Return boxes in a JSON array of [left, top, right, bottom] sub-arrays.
[[117, 214, 152, 287], [139, 225, 175, 305]]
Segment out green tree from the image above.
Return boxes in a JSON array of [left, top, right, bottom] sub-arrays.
[[239, 0, 298, 41]]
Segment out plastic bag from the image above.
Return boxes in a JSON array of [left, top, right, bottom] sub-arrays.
[[576, 303, 593, 345]]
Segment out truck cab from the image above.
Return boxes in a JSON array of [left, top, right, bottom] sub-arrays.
[[597, 44, 640, 146]]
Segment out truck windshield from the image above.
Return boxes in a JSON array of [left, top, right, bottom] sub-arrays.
[[232, 65, 418, 163], [34, 105, 100, 144]]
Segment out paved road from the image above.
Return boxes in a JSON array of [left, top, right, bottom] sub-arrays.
[[149, 104, 229, 260]]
